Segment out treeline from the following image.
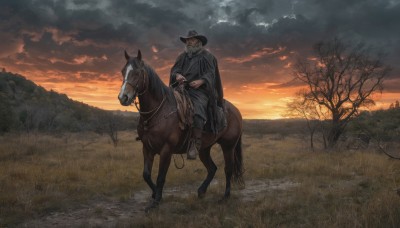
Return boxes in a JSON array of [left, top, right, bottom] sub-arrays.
[[243, 108, 400, 144], [243, 119, 307, 137], [348, 108, 400, 142], [0, 71, 137, 134]]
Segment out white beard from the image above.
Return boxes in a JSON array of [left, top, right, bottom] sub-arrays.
[[185, 42, 203, 58]]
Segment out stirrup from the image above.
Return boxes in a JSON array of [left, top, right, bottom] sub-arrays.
[[187, 139, 200, 160], [187, 141, 197, 160]]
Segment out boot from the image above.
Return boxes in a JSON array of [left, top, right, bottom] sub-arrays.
[[187, 128, 202, 160]]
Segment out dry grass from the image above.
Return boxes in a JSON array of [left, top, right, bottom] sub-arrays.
[[0, 132, 144, 225], [1, 131, 400, 227]]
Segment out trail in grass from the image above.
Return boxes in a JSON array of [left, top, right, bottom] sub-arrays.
[[21, 178, 299, 227]]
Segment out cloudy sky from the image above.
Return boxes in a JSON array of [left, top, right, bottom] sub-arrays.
[[1, 0, 399, 118]]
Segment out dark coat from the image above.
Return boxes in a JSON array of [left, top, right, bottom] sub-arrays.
[[170, 49, 225, 133]]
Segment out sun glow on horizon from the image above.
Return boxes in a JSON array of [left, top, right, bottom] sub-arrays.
[[4, 65, 399, 120]]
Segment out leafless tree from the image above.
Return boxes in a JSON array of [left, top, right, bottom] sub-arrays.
[[96, 113, 121, 147], [293, 37, 391, 149], [286, 89, 329, 150], [106, 115, 119, 147], [20, 104, 36, 133]]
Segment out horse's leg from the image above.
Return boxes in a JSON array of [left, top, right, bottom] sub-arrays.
[[146, 145, 172, 211], [142, 147, 156, 198], [198, 146, 217, 198], [220, 143, 235, 200]]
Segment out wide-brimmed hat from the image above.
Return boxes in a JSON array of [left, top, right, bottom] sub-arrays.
[[180, 30, 208, 46]]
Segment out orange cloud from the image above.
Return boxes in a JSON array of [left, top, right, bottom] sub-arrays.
[[73, 55, 107, 64], [22, 27, 77, 45], [151, 45, 159, 53], [284, 62, 292, 68], [279, 55, 288, 60], [225, 47, 286, 64], [45, 27, 77, 45], [0, 34, 24, 58], [48, 55, 108, 65]]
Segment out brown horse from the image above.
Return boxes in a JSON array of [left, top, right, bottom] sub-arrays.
[[118, 50, 244, 210]]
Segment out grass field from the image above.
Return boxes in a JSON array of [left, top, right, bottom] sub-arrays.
[[1, 131, 400, 227]]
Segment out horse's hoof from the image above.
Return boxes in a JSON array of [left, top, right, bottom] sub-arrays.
[[145, 200, 159, 213]]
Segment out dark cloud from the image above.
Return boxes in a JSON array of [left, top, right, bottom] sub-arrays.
[[0, 0, 399, 92]]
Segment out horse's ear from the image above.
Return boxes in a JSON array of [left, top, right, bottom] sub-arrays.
[[124, 50, 130, 60], [137, 49, 142, 61]]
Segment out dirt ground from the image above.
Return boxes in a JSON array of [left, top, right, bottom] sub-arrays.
[[20, 179, 298, 227]]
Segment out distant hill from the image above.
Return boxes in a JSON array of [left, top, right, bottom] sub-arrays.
[[0, 71, 137, 133]]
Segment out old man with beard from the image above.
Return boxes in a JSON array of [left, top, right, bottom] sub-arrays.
[[170, 30, 224, 160]]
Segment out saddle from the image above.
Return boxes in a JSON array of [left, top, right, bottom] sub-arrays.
[[173, 85, 194, 130], [173, 85, 227, 133]]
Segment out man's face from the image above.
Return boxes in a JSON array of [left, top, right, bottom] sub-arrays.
[[186, 37, 200, 47]]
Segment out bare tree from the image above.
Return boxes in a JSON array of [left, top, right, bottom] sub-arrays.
[[286, 89, 329, 150], [293, 37, 390, 149], [96, 113, 121, 147], [106, 114, 119, 147], [19, 105, 36, 133], [32, 105, 57, 131]]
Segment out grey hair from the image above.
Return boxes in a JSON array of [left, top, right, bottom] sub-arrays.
[[185, 40, 203, 58]]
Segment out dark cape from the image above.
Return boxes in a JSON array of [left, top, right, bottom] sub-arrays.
[[170, 49, 225, 134]]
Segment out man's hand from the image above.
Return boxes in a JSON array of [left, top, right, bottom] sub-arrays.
[[176, 73, 186, 84], [189, 79, 205, 89]]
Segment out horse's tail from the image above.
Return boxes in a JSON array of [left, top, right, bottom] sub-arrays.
[[233, 133, 245, 188]]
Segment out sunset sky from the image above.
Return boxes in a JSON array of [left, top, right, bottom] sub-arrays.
[[1, 0, 400, 119]]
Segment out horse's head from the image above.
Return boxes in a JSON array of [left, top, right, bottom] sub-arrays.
[[118, 50, 147, 106]]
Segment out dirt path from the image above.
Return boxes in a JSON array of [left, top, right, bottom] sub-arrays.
[[20, 179, 298, 227]]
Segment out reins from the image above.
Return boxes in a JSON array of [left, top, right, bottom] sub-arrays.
[[173, 154, 185, 169], [136, 68, 148, 96], [132, 66, 167, 128], [134, 95, 166, 123]]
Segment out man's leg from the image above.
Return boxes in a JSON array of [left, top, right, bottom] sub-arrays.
[[187, 115, 205, 160], [187, 89, 208, 160]]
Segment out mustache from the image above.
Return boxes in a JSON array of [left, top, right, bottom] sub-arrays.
[[186, 42, 202, 47], [186, 45, 202, 51]]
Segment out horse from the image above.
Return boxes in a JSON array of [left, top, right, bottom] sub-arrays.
[[118, 50, 244, 210]]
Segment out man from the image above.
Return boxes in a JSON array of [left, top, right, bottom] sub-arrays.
[[170, 30, 224, 160]]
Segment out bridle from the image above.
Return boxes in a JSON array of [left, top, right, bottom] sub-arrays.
[[123, 63, 166, 126], [123, 64, 148, 98]]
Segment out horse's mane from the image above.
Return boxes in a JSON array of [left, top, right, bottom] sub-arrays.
[[143, 63, 175, 103]]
